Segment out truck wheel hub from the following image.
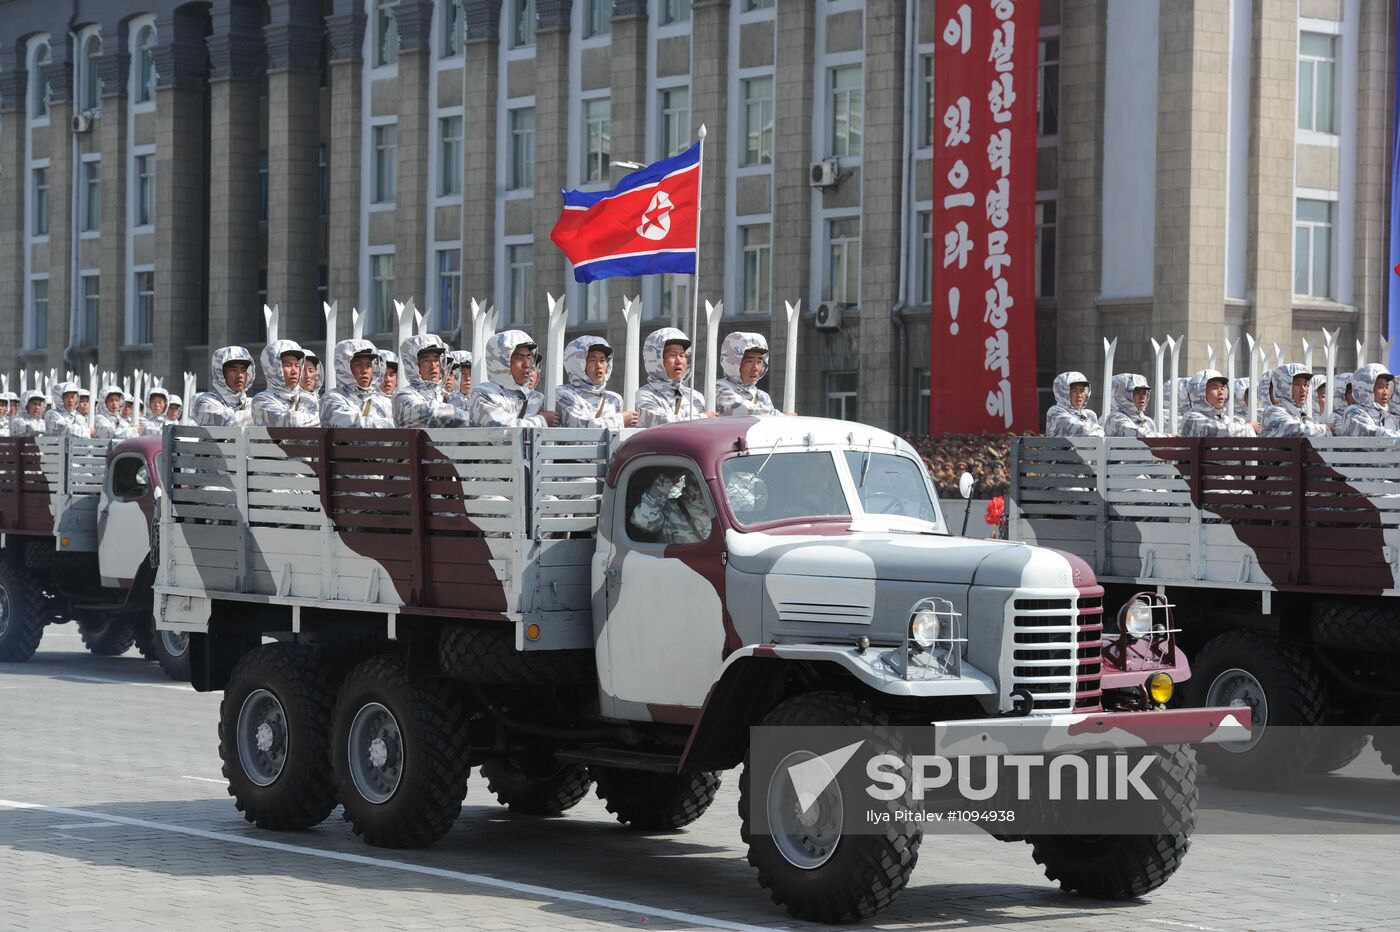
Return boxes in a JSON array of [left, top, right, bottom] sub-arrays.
[[368, 736, 389, 768], [255, 722, 275, 752]]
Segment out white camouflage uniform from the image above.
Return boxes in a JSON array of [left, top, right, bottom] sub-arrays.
[[322, 339, 394, 428], [1261, 363, 1330, 439], [1045, 371, 1104, 438], [252, 339, 320, 427], [394, 333, 467, 428], [1103, 373, 1161, 437], [1231, 377, 1254, 421], [1328, 374, 1350, 434], [447, 351, 473, 419], [468, 331, 549, 428], [1179, 369, 1257, 438], [713, 332, 778, 417], [635, 328, 707, 427], [193, 346, 257, 427], [166, 393, 187, 426], [10, 390, 48, 437], [1338, 363, 1400, 438], [630, 472, 713, 544], [138, 388, 170, 436], [43, 382, 88, 438], [555, 336, 625, 429], [0, 392, 15, 437], [368, 350, 398, 424], [95, 386, 136, 438]]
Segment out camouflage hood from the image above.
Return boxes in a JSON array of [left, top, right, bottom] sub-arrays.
[[333, 338, 385, 399], [1268, 363, 1312, 416], [167, 393, 182, 408], [23, 389, 45, 408], [50, 380, 78, 411], [563, 335, 613, 390], [259, 339, 307, 403], [1350, 363, 1392, 409], [1333, 372, 1351, 414], [1174, 377, 1193, 416], [484, 330, 537, 390], [1109, 373, 1149, 418], [1051, 371, 1091, 409], [1187, 369, 1228, 412], [379, 349, 400, 372], [1232, 377, 1253, 419], [99, 383, 125, 412], [720, 332, 768, 383], [146, 386, 169, 405], [398, 333, 451, 392], [643, 327, 693, 386], [210, 346, 257, 409]]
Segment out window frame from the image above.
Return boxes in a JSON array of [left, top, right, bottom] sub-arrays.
[[134, 26, 157, 106], [78, 272, 101, 347], [824, 371, 859, 422], [507, 106, 536, 191], [828, 64, 863, 159], [26, 277, 49, 350], [740, 223, 771, 315], [133, 151, 155, 229], [1297, 31, 1337, 136], [581, 96, 612, 183], [80, 158, 102, 236], [620, 458, 715, 549], [513, 0, 537, 49], [505, 240, 534, 326], [80, 33, 103, 112], [30, 41, 52, 121], [369, 250, 396, 334], [371, 121, 398, 206], [438, 114, 463, 197], [741, 76, 774, 167], [659, 0, 693, 26], [435, 246, 462, 332], [443, 0, 466, 57], [1293, 197, 1335, 300], [31, 165, 50, 238], [130, 267, 155, 346], [659, 86, 692, 159], [825, 214, 862, 306], [374, 0, 400, 69]]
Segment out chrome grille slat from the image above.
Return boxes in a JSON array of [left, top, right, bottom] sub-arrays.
[[1010, 593, 1103, 712]]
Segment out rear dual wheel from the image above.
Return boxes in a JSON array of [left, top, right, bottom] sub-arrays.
[[0, 561, 44, 662]]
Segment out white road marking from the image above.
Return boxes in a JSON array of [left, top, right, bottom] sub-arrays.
[[0, 798, 778, 932], [180, 776, 226, 785], [1304, 806, 1400, 824], [1145, 919, 1236, 932], [48, 821, 120, 830]]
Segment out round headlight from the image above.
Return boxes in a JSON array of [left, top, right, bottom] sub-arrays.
[[910, 610, 941, 648], [1123, 600, 1153, 638]]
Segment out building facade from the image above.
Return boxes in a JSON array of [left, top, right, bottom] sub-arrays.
[[0, 0, 1391, 434]]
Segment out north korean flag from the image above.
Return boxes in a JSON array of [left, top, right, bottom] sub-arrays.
[[550, 142, 700, 283]]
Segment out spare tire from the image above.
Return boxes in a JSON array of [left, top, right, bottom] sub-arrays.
[[1311, 599, 1400, 655]]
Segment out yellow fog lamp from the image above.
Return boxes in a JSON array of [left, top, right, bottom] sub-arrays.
[[1147, 672, 1174, 705]]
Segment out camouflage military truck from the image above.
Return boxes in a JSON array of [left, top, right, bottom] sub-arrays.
[[0, 434, 189, 677], [154, 418, 1243, 922], [1007, 435, 1400, 788]]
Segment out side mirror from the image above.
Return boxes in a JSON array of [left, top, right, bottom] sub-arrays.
[[958, 472, 975, 500]]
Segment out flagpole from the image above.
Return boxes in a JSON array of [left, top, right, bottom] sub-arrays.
[[687, 124, 707, 416]]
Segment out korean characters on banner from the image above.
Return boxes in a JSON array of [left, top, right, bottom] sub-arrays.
[[929, 0, 1039, 435]]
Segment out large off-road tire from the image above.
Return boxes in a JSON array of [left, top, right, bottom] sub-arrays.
[[1186, 628, 1324, 789], [591, 767, 720, 831], [151, 628, 192, 682], [739, 690, 919, 924], [481, 756, 592, 815], [77, 616, 136, 657], [1373, 731, 1400, 777], [0, 561, 45, 662], [1305, 728, 1369, 774], [1027, 744, 1198, 899], [134, 617, 156, 661], [1310, 599, 1400, 655], [218, 643, 340, 831], [439, 622, 594, 686], [332, 653, 470, 848]]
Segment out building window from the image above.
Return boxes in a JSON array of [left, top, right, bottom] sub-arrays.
[[825, 371, 858, 422], [375, 0, 399, 67], [443, 0, 465, 57], [136, 27, 156, 103], [132, 270, 154, 345], [1037, 37, 1059, 137], [1294, 199, 1333, 299], [439, 115, 463, 196], [508, 107, 535, 190], [371, 253, 395, 332], [740, 224, 771, 315], [583, 279, 608, 323], [514, 0, 536, 48], [829, 65, 863, 158], [742, 0, 774, 10], [258, 150, 269, 221], [436, 248, 461, 330], [78, 274, 100, 346], [1298, 33, 1336, 134], [26, 279, 48, 349], [584, 0, 611, 38], [135, 154, 154, 226], [919, 54, 934, 147], [1035, 200, 1056, 299], [32, 167, 50, 236], [742, 77, 773, 166], [917, 210, 932, 303], [507, 243, 533, 324], [661, 0, 691, 25], [81, 161, 101, 233], [582, 98, 611, 182], [81, 34, 102, 111], [660, 274, 689, 323], [31, 42, 51, 119], [660, 87, 690, 158], [318, 144, 328, 217], [827, 216, 860, 305], [373, 124, 397, 204]]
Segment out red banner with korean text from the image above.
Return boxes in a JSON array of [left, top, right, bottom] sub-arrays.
[[929, 0, 1039, 435]]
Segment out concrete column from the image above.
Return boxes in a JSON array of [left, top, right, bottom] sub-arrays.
[[265, 0, 323, 342], [462, 0, 502, 345], [41, 56, 74, 373], [1244, 0, 1295, 351], [605, 2, 648, 356], [327, 12, 365, 317], [772, 0, 815, 411], [1153, 0, 1229, 372], [207, 3, 263, 350], [1351, 0, 1393, 350], [95, 48, 130, 375], [856, 0, 905, 432], [531, 0, 572, 338], [0, 67, 27, 379], [692, 0, 730, 396], [394, 0, 435, 314], [1055, 0, 1107, 381]]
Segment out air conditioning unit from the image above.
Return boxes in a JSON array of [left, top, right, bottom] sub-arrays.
[[71, 112, 92, 134], [809, 158, 840, 188], [814, 301, 845, 331]]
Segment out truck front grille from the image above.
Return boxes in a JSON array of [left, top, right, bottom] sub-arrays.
[[1010, 595, 1103, 712]]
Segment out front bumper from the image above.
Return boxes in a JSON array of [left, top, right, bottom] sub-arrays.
[[932, 706, 1249, 757]]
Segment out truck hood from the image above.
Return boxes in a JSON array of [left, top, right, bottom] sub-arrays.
[[725, 529, 1079, 590]]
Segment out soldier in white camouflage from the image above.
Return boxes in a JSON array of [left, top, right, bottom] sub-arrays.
[[43, 382, 87, 438], [367, 350, 397, 423], [630, 469, 713, 544], [1179, 369, 1258, 437], [194, 346, 257, 427], [467, 331, 558, 428], [555, 336, 637, 429], [300, 349, 322, 400], [252, 339, 320, 427], [714, 332, 781, 417], [1045, 371, 1104, 437], [446, 351, 472, 419], [1328, 373, 1352, 434], [166, 393, 184, 425], [1338, 363, 1400, 438], [635, 327, 710, 426], [322, 339, 394, 428], [11, 390, 47, 437], [138, 387, 170, 436], [1104, 373, 1161, 437], [394, 334, 469, 428], [1231, 377, 1254, 421], [95, 385, 134, 438], [0, 390, 15, 437], [1261, 363, 1331, 438]]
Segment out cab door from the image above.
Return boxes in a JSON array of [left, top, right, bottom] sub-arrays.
[[98, 452, 154, 587]]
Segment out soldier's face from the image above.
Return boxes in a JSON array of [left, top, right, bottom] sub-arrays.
[[663, 344, 689, 381], [27, 400, 42, 417], [350, 355, 376, 388], [1316, 385, 1327, 408], [280, 353, 303, 389], [739, 350, 765, 386], [444, 369, 458, 393], [78, 399, 90, 415], [167, 405, 180, 420], [1291, 377, 1311, 406], [150, 397, 167, 416], [1068, 383, 1088, 408], [1375, 377, 1394, 407], [1205, 379, 1228, 409], [382, 367, 398, 393], [418, 350, 444, 383], [106, 394, 122, 413], [460, 368, 471, 394], [224, 362, 251, 392], [586, 349, 610, 385], [300, 360, 319, 391], [62, 392, 77, 411], [1132, 387, 1149, 411], [510, 345, 534, 387], [122, 403, 133, 418]]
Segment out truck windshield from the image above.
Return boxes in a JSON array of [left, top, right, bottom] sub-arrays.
[[720, 452, 851, 526], [842, 451, 938, 522]]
